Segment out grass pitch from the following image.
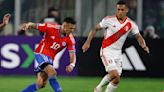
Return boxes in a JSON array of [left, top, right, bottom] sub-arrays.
[[0, 75, 164, 92]]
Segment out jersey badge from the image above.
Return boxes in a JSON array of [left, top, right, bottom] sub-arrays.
[[62, 42, 66, 46], [125, 26, 129, 31]]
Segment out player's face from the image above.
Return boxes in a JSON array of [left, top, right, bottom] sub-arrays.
[[61, 22, 76, 34], [116, 5, 128, 19]]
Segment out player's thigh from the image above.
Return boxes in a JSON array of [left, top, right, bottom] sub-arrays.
[[115, 58, 122, 76], [101, 56, 116, 71], [44, 64, 57, 76], [101, 56, 122, 75], [34, 53, 53, 73]]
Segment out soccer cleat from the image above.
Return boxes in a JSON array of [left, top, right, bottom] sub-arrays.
[[94, 87, 101, 92]]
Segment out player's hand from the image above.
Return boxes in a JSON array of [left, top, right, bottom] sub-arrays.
[[3, 13, 11, 25], [143, 46, 150, 54], [65, 64, 74, 73], [21, 23, 28, 31], [21, 23, 31, 31], [82, 42, 90, 53]]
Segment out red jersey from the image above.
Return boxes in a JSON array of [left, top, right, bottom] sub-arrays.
[[35, 23, 76, 60]]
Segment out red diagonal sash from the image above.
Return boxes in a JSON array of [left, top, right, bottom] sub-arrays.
[[102, 22, 132, 48]]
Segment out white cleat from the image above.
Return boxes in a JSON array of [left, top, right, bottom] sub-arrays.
[[94, 87, 101, 92]]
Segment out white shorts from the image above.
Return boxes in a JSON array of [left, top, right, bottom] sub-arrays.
[[100, 48, 122, 75]]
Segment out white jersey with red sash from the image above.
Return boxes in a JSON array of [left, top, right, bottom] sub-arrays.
[[100, 15, 139, 56], [99, 15, 139, 73]]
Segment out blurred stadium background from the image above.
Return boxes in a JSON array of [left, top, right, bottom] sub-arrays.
[[0, 0, 164, 92]]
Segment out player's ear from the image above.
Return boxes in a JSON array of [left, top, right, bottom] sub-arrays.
[[125, 7, 129, 13], [126, 6, 129, 12]]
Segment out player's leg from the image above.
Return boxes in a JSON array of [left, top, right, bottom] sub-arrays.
[[22, 66, 49, 92], [105, 58, 122, 92], [34, 53, 62, 92], [22, 83, 38, 92], [94, 74, 111, 92], [36, 71, 48, 89], [105, 70, 120, 92], [94, 56, 112, 92], [44, 64, 62, 92]]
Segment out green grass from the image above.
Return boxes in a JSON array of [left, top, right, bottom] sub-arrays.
[[0, 75, 164, 92]]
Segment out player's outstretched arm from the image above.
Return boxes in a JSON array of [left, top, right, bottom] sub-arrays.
[[0, 13, 11, 30], [135, 33, 150, 54], [21, 22, 37, 31], [66, 51, 76, 73], [82, 24, 102, 53]]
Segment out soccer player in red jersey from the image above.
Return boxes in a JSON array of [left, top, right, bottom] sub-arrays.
[[22, 17, 76, 92], [82, 1, 149, 92]]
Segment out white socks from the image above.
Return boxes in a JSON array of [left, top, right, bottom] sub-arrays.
[[105, 83, 117, 92], [96, 75, 110, 90]]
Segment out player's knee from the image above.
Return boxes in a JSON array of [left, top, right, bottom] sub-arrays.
[[47, 69, 57, 77], [109, 71, 120, 85], [114, 76, 120, 84], [44, 65, 57, 77], [112, 75, 120, 84]]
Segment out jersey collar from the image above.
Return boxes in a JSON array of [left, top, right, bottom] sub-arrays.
[[115, 15, 128, 24]]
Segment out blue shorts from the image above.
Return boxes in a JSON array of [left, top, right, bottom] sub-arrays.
[[34, 53, 53, 73]]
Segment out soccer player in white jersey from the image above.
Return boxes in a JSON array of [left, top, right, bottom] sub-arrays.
[[82, 1, 149, 92]]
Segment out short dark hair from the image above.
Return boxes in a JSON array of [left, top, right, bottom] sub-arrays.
[[63, 17, 76, 24], [117, 0, 128, 7]]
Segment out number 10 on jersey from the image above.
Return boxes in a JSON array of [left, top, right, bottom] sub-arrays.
[[50, 42, 60, 50]]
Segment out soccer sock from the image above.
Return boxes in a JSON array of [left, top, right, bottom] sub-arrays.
[[22, 83, 38, 92], [49, 76, 62, 92], [97, 75, 110, 89], [105, 83, 117, 92]]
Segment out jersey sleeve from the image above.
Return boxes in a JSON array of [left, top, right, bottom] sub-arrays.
[[131, 21, 140, 35], [99, 16, 110, 28], [37, 23, 60, 33], [67, 34, 76, 52], [36, 23, 48, 32]]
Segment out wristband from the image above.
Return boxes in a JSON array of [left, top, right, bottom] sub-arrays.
[[70, 63, 75, 67]]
